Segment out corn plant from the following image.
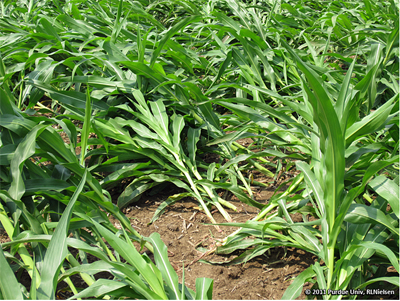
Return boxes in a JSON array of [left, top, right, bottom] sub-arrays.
[[0, 170, 213, 299], [92, 89, 266, 227], [0, 93, 213, 299], [281, 37, 398, 298], [209, 28, 399, 298], [1, 0, 399, 299]]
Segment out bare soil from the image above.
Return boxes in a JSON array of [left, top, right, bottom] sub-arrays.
[[3, 177, 399, 300], [108, 183, 317, 300], [2, 134, 398, 300]]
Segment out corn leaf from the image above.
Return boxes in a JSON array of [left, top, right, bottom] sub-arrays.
[[36, 170, 87, 299], [281, 266, 315, 300], [146, 232, 181, 299], [0, 248, 24, 300], [195, 278, 213, 300]]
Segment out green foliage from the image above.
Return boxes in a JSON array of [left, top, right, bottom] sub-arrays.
[[0, 0, 398, 299]]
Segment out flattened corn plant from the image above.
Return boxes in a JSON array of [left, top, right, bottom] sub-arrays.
[[0, 93, 216, 299], [0, 0, 399, 299]]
